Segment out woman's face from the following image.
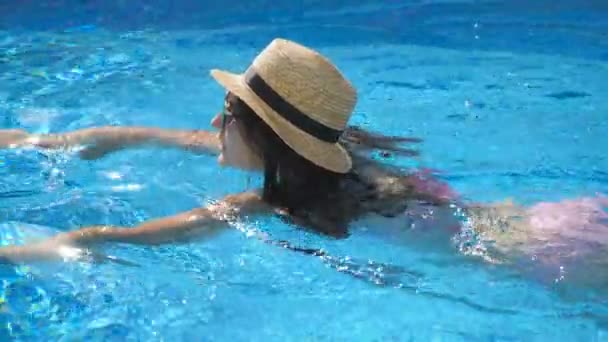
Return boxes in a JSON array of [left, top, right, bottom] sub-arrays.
[[211, 93, 264, 171]]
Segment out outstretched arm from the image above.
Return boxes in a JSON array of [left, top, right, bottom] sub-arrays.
[[0, 192, 267, 264], [0, 126, 220, 159]]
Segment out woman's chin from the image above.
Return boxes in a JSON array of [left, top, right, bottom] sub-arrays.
[[218, 154, 241, 170], [218, 152, 262, 172]]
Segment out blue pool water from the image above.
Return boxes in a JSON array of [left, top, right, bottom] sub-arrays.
[[1, 0, 608, 340]]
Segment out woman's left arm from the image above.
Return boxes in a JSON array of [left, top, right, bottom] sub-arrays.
[[0, 192, 267, 264]]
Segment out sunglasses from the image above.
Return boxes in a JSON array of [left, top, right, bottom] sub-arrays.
[[220, 107, 235, 131], [221, 92, 241, 131]]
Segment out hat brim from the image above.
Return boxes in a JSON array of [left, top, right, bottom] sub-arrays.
[[210, 69, 352, 174]]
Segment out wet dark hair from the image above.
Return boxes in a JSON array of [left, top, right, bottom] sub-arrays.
[[227, 93, 430, 237]]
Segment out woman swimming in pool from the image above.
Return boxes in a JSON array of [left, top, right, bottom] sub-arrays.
[[0, 38, 606, 287]]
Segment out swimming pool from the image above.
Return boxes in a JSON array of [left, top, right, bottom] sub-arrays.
[[1, 0, 607, 340]]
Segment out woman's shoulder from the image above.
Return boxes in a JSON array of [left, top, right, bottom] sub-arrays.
[[348, 162, 458, 207]]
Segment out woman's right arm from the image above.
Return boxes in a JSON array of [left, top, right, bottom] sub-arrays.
[[0, 191, 267, 264], [0, 126, 220, 159]]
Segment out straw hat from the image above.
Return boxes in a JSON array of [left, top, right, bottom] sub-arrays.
[[210, 38, 357, 174]]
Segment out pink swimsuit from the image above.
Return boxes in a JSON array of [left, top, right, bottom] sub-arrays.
[[409, 168, 459, 202]]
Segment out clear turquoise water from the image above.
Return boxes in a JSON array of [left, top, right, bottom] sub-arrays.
[[1, 1, 608, 340]]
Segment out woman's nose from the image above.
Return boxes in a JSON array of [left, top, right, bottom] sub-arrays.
[[211, 112, 222, 129]]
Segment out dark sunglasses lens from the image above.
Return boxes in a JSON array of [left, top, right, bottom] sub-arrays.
[[221, 111, 233, 130]]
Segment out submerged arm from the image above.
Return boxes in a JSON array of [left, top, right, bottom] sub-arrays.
[[0, 192, 267, 264], [0, 126, 220, 159]]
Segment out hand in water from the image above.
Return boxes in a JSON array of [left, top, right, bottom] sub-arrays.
[[0, 128, 123, 159], [0, 129, 29, 148]]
